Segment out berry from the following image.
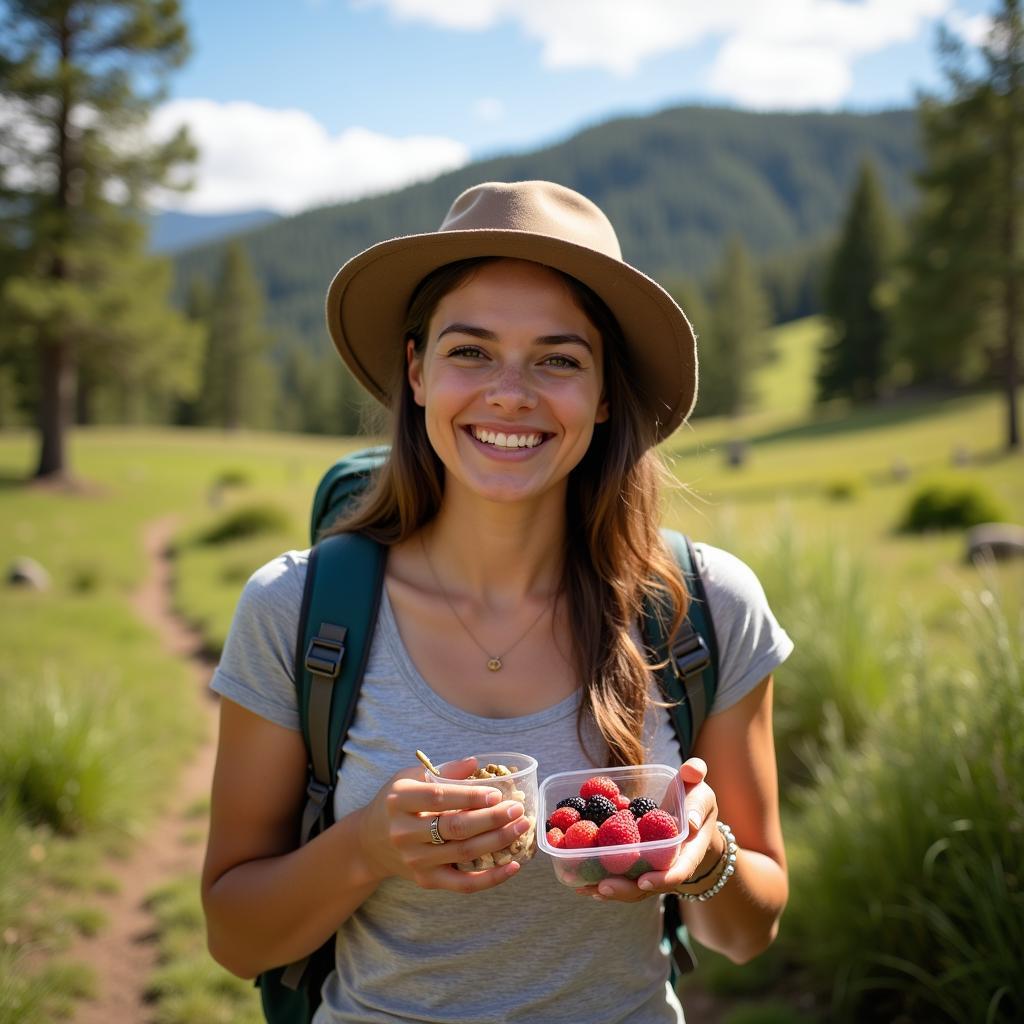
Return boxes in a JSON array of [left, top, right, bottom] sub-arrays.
[[547, 806, 581, 832], [613, 794, 631, 811], [555, 796, 586, 814], [577, 857, 609, 884], [562, 820, 599, 849], [546, 827, 565, 849], [597, 810, 642, 874], [638, 809, 682, 870], [637, 809, 680, 842], [579, 775, 620, 801], [628, 796, 659, 820], [625, 858, 652, 880], [581, 794, 617, 826]]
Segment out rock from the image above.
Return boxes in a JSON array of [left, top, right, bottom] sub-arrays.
[[966, 523, 1024, 563], [7, 556, 51, 590]]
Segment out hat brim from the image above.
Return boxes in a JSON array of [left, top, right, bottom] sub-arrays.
[[325, 229, 696, 441]]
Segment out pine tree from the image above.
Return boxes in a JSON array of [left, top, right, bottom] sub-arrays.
[[895, 0, 1022, 448], [198, 243, 276, 430], [816, 160, 900, 403], [0, 0, 197, 477], [699, 237, 771, 417]]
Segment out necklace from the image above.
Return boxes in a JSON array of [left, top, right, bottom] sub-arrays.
[[420, 532, 551, 672]]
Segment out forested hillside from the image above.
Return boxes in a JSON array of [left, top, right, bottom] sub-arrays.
[[172, 105, 920, 353]]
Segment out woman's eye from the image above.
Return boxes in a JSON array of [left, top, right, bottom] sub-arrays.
[[542, 354, 580, 369], [447, 345, 487, 360]]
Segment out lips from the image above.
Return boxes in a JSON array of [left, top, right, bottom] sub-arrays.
[[469, 425, 547, 449]]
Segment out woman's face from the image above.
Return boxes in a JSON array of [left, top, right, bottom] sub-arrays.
[[407, 258, 609, 508]]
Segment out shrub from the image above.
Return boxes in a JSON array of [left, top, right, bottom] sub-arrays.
[[195, 503, 291, 546], [898, 481, 1009, 533], [783, 579, 1024, 1022], [212, 468, 250, 488], [822, 477, 859, 502]]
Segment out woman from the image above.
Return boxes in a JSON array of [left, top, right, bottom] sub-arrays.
[[202, 181, 792, 1023]]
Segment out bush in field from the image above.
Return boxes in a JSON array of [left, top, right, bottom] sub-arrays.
[[783, 580, 1023, 1022], [195, 503, 291, 546], [745, 522, 898, 789], [212, 467, 251, 488], [898, 480, 1009, 533], [0, 676, 133, 835]]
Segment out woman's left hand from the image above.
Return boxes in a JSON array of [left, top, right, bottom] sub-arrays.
[[575, 758, 720, 903]]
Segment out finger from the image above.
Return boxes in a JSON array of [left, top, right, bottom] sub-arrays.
[[427, 814, 533, 867], [681, 781, 716, 837], [678, 757, 708, 787], [424, 859, 522, 894], [435, 756, 480, 781], [389, 777, 503, 814], [593, 877, 649, 902], [435, 800, 525, 843]]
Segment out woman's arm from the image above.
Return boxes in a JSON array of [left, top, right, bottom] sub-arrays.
[[201, 699, 530, 979], [679, 674, 788, 962]]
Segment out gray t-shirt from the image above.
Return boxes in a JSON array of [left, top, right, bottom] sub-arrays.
[[211, 543, 793, 1024]]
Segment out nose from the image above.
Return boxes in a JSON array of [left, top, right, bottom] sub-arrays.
[[485, 364, 537, 412]]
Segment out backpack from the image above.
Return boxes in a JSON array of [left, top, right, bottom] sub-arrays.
[[256, 447, 720, 1023]]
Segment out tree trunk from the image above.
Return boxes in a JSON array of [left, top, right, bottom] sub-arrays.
[[35, 337, 75, 478]]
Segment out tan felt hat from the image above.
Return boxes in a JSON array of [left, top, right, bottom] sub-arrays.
[[325, 180, 697, 440]]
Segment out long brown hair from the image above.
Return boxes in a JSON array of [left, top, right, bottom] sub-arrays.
[[327, 257, 688, 766]]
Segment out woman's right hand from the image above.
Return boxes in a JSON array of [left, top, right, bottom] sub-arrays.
[[355, 757, 530, 892]]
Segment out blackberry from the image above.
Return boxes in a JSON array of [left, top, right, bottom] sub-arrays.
[[628, 796, 658, 820], [581, 794, 616, 826], [555, 796, 586, 814]]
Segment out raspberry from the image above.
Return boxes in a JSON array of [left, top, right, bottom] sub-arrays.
[[613, 794, 631, 811], [555, 796, 586, 814], [547, 806, 581, 832], [562, 820, 599, 849], [597, 810, 642, 874], [579, 775, 620, 801], [546, 827, 565, 849], [637, 809, 680, 842], [628, 796, 658, 820], [638, 809, 681, 870], [581, 795, 617, 826]]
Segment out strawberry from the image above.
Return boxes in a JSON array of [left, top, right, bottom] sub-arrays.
[[579, 775, 620, 801], [596, 810, 642, 874], [613, 794, 631, 811], [637, 809, 681, 870], [562, 819, 600, 849], [547, 806, 581, 833], [546, 827, 565, 849]]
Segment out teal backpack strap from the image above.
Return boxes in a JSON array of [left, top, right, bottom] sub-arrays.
[[642, 529, 720, 982], [278, 532, 386, 995]]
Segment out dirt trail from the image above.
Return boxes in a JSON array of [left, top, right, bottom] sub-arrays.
[[68, 515, 220, 1024]]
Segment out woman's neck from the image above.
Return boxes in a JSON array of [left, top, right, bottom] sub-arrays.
[[423, 486, 567, 609]]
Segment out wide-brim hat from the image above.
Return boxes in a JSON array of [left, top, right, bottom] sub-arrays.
[[325, 180, 697, 440]]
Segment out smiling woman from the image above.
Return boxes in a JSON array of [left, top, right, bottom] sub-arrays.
[[200, 181, 793, 1024]]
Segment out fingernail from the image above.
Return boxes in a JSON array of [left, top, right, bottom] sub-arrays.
[[592, 894, 604, 901], [598, 885, 612, 896], [514, 818, 530, 834], [486, 789, 501, 805], [507, 804, 523, 820], [687, 812, 702, 832], [638, 879, 654, 891]]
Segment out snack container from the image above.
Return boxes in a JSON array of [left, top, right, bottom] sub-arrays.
[[537, 764, 687, 886], [429, 753, 539, 870]]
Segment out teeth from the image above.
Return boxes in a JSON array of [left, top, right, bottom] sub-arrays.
[[472, 427, 543, 449]]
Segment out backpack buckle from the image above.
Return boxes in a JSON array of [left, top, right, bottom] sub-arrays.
[[305, 635, 345, 677], [306, 777, 331, 809], [670, 626, 710, 681]]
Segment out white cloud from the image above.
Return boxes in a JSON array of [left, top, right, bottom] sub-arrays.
[[366, 0, 956, 103], [947, 10, 992, 48], [148, 98, 469, 214]]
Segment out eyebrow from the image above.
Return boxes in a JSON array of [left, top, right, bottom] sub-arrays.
[[437, 322, 594, 353]]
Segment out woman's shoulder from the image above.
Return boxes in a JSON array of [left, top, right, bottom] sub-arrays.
[[235, 549, 311, 616], [691, 541, 772, 609]]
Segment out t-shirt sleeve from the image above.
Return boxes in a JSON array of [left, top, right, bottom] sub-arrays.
[[695, 543, 794, 716], [208, 550, 309, 731]]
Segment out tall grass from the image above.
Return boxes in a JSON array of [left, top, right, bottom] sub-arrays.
[[783, 573, 1024, 1022]]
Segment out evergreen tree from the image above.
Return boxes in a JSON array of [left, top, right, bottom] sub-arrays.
[[894, 0, 1022, 448], [0, 0, 197, 477], [816, 160, 900, 403], [198, 242, 275, 429], [698, 237, 771, 417]]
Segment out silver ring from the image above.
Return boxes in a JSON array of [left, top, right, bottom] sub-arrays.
[[429, 815, 446, 845]]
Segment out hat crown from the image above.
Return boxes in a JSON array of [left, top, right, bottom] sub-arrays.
[[439, 181, 623, 261]]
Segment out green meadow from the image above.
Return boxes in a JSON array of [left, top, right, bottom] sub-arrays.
[[0, 317, 1021, 1022]]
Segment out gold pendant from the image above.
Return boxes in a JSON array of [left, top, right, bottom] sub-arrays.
[[487, 657, 502, 672]]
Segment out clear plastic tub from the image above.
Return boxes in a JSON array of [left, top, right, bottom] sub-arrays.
[[537, 763, 687, 886], [428, 752, 539, 871]]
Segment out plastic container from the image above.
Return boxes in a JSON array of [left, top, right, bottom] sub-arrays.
[[428, 753, 539, 870], [537, 763, 687, 886]]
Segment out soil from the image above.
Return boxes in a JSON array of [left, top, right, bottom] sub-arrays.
[[67, 516, 220, 1024]]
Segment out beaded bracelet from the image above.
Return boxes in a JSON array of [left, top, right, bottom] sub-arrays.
[[678, 821, 737, 902]]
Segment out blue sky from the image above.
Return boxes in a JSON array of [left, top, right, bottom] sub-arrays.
[[151, 0, 995, 215]]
